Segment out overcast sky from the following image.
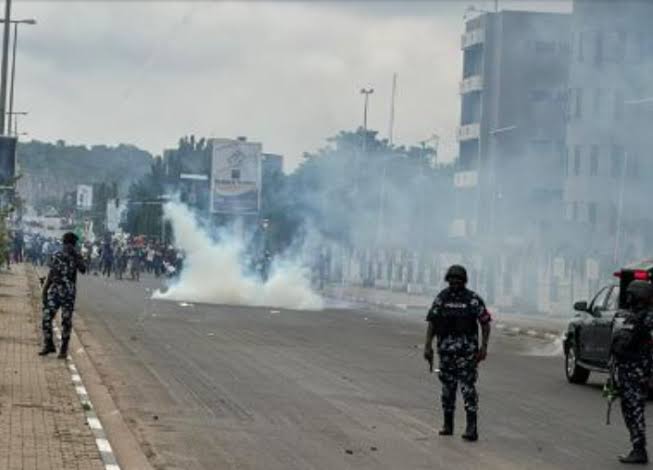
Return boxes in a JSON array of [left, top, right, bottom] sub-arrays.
[[13, 0, 571, 170]]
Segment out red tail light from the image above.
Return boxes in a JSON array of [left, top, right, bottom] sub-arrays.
[[634, 270, 650, 280]]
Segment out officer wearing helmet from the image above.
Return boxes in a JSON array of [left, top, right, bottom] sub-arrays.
[[424, 265, 491, 442], [39, 232, 86, 359], [611, 280, 653, 464]]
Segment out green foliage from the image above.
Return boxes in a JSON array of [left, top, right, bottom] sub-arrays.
[[17, 140, 153, 205], [264, 127, 454, 249], [124, 158, 166, 239], [0, 207, 10, 268], [126, 129, 454, 251]]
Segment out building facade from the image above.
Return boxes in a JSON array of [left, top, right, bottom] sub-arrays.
[[564, 0, 653, 258], [453, 10, 571, 243]]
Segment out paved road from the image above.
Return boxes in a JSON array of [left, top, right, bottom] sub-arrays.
[[75, 275, 640, 470]]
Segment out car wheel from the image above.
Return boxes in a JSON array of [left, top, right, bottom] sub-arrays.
[[565, 342, 590, 384]]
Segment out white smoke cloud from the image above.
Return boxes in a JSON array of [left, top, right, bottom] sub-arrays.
[[152, 202, 324, 310]]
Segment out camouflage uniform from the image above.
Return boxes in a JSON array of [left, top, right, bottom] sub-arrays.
[[426, 287, 491, 413], [42, 248, 85, 349], [615, 308, 653, 451], [618, 358, 652, 450]]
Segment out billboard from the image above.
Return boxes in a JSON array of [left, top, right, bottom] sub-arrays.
[[210, 138, 262, 214], [76, 184, 93, 211], [0, 136, 17, 184]]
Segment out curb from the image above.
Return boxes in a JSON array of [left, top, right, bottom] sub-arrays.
[[31, 265, 123, 470], [55, 322, 121, 470], [328, 293, 562, 342]]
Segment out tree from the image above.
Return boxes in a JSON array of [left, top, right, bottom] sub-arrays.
[[124, 158, 166, 239]]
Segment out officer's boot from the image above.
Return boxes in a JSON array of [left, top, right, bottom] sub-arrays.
[[619, 446, 648, 464], [38, 340, 56, 356], [438, 411, 454, 436], [57, 339, 69, 360], [461, 411, 478, 442]]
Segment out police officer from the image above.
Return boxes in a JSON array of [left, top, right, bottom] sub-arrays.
[[424, 265, 491, 441], [612, 280, 653, 464], [39, 232, 86, 358]]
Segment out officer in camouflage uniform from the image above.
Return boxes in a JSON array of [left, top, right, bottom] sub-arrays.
[[39, 232, 86, 359], [424, 265, 491, 441], [612, 280, 653, 464]]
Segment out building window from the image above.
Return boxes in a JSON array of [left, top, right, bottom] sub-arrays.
[[611, 145, 624, 177], [593, 89, 602, 114], [614, 90, 624, 120], [574, 145, 581, 176], [575, 88, 583, 119], [577, 31, 585, 62], [529, 89, 551, 102], [535, 41, 556, 55], [231, 169, 241, 181], [572, 202, 578, 222], [590, 145, 599, 176], [559, 142, 568, 176], [594, 31, 603, 66], [589, 202, 597, 226]]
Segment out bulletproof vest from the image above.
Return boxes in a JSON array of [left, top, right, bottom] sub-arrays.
[[611, 309, 653, 361], [435, 289, 478, 338], [52, 251, 79, 286]]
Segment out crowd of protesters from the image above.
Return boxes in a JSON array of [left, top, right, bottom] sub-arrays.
[[7, 230, 184, 281], [83, 235, 184, 281]]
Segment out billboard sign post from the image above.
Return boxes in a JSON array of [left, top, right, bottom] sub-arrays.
[[210, 138, 262, 215], [76, 184, 93, 211]]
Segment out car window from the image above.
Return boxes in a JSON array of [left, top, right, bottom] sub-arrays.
[[589, 286, 610, 312], [606, 286, 620, 311]]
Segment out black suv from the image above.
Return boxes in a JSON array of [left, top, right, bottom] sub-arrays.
[[563, 261, 653, 384]]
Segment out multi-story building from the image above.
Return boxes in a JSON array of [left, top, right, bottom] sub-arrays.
[[452, 10, 571, 242], [262, 153, 284, 176], [564, 0, 653, 258]]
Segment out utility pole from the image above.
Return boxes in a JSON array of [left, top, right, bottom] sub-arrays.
[[0, 0, 12, 135], [361, 88, 374, 133], [388, 74, 397, 145], [355, 88, 374, 195], [360, 88, 374, 157], [7, 21, 15, 133]]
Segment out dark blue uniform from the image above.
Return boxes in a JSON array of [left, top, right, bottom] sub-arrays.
[[614, 308, 653, 451], [426, 287, 491, 414]]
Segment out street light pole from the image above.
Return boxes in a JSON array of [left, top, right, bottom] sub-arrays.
[[0, 0, 12, 135], [4, 19, 35, 135], [7, 21, 16, 134], [355, 87, 374, 194], [361, 88, 373, 132]]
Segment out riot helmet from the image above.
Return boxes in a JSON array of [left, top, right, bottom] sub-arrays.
[[626, 280, 653, 309], [445, 264, 468, 284], [62, 232, 79, 246]]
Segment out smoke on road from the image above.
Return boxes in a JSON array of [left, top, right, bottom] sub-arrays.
[[152, 202, 324, 310]]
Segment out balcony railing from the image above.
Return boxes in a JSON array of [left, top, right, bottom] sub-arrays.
[[459, 75, 483, 94], [454, 170, 479, 188], [461, 29, 485, 49], [456, 123, 481, 142]]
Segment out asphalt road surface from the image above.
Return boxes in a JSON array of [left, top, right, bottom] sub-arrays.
[[74, 274, 642, 470]]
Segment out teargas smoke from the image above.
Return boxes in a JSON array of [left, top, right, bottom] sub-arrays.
[[152, 202, 324, 310]]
